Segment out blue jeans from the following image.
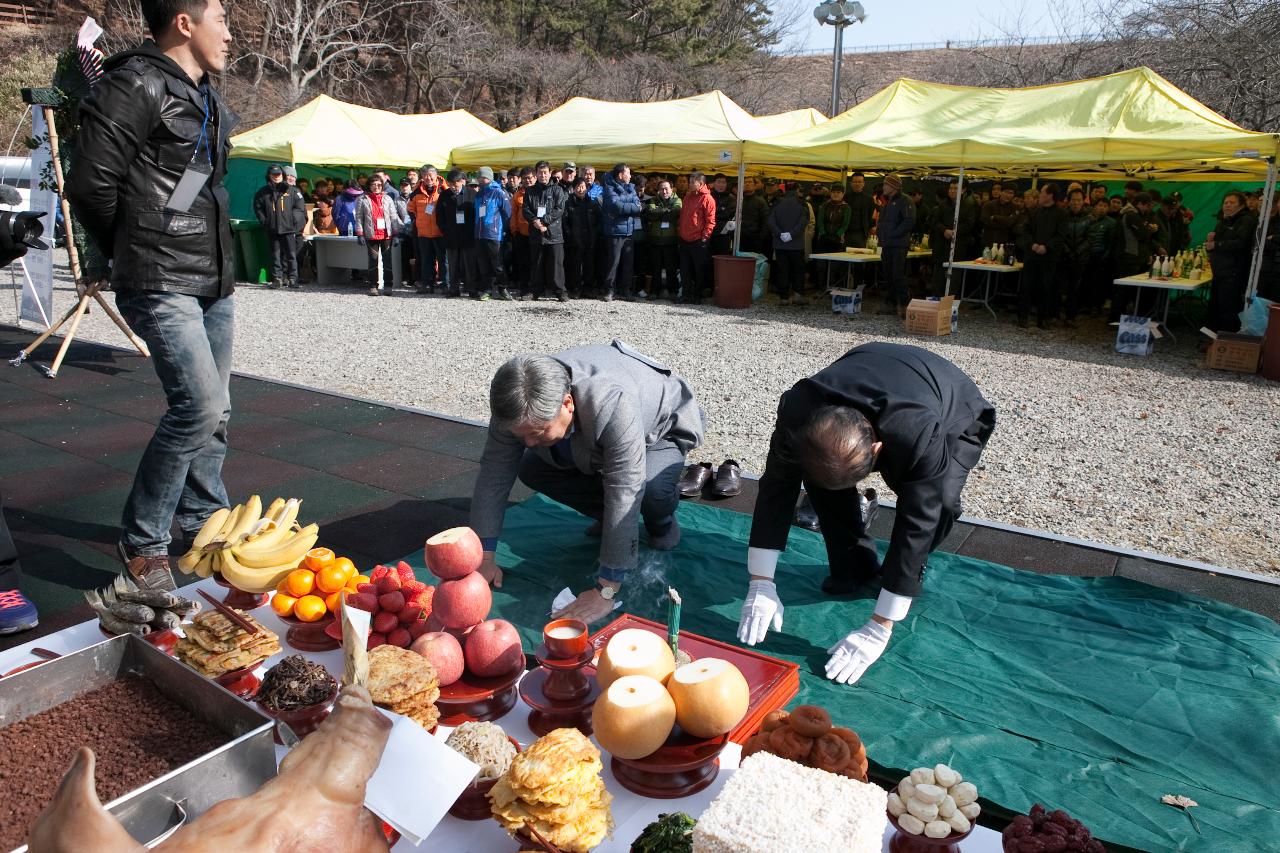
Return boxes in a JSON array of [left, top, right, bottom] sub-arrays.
[[416, 235, 447, 288], [115, 290, 234, 555]]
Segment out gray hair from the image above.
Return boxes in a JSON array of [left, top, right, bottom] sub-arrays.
[[490, 355, 571, 429]]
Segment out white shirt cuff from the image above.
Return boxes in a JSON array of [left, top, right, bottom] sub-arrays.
[[874, 589, 914, 621], [747, 547, 780, 580]]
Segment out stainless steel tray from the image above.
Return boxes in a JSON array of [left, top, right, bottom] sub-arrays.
[[0, 633, 276, 852]]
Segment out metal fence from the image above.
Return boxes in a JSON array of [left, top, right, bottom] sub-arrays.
[[782, 34, 1089, 56]]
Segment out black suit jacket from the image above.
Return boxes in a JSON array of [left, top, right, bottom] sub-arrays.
[[749, 343, 994, 597]]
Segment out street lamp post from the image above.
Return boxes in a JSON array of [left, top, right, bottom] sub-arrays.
[[813, 1, 867, 117]]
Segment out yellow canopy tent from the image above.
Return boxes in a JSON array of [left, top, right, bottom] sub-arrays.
[[448, 90, 833, 178], [229, 94, 498, 169], [754, 108, 828, 136], [742, 68, 1279, 182]]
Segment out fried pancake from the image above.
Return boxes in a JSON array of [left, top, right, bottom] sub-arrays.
[[367, 646, 438, 705]]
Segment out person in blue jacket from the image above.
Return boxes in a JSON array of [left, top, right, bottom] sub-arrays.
[[599, 163, 643, 301], [474, 166, 512, 300]]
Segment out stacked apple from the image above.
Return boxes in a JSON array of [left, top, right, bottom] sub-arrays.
[[326, 561, 435, 650], [408, 527, 523, 686]]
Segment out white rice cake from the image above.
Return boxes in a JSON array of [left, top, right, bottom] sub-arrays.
[[693, 752, 887, 852]]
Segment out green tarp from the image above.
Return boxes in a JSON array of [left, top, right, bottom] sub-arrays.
[[401, 495, 1280, 852]]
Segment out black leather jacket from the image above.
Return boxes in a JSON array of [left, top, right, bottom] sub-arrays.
[[68, 41, 239, 298]]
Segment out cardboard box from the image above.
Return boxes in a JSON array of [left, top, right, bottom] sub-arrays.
[[1202, 329, 1262, 373], [831, 287, 864, 315], [906, 295, 957, 336]]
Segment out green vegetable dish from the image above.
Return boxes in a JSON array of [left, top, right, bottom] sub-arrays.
[[630, 812, 696, 853]]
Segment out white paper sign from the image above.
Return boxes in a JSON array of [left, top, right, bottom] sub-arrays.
[[365, 709, 480, 846]]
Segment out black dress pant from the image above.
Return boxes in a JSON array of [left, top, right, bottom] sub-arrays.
[[1208, 272, 1246, 333], [476, 239, 507, 295], [365, 239, 394, 289], [0, 492, 22, 591], [270, 233, 298, 282], [566, 238, 596, 294], [649, 243, 679, 295], [601, 236, 634, 297], [678, 239, 710, 301], [881, 245, 910, 306], [772, 249, 805, 297], [1019, 253, 1059, 323], [530, 240, 566, 297]]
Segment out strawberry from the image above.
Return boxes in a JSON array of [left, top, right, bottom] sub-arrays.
[[387, 627, 411, 649], [357, 583, 377, 594], [324, 620, 344, 641], [372, 611, 398, 635], [398, 605, 423, 624], [378, 590, 405, 613], [347, 592, 378, 613], [401, 579, 427, 594], [367, 632, 386, 650], [408, 620, 432, 640], [370, 564, 391, 582], [375, 574, 402, 594], [408, 592, 433, 620], [396, 561, 416, 582]]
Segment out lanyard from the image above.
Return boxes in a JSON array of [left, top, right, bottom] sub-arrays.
[[193, 87, 212, 166]]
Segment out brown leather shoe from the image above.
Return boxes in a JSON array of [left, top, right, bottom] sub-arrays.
[[678, 462, 713, 498], [710, 459, 742, 498], [118, 544, 177, 591]]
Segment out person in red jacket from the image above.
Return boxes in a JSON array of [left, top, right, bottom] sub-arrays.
[[677, 172, 717, 304]]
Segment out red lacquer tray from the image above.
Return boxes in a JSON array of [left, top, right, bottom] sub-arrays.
[[586, 614, 799, 744], [435, 665, 523, 725]]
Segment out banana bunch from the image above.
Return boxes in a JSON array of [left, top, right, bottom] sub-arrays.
[[178, 496, 320, 593]]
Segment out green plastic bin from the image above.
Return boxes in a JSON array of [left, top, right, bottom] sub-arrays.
[[230, 219, 270, 284]]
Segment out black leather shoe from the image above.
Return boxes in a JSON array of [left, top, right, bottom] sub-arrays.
[[678, 462, 713, 497], [710, 459, 742, 498], [794, 490, 820, 531]]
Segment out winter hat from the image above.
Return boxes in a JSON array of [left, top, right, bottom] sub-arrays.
[[478, 166, 495, 180], [282, 165, 297, 178], [883, 174, 902, 193]]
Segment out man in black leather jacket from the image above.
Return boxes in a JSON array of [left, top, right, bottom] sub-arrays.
[[67, 0, 236, 591]]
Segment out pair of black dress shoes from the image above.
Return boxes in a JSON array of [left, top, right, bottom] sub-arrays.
[[679, 460, 741, 499]]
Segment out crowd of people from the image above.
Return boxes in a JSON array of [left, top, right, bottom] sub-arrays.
[[253, 163, 1273, 332]]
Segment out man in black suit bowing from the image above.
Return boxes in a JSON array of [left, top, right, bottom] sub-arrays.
[[737, 343, 996, 685]]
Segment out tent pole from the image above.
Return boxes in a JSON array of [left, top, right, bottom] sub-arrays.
[[733, 162, 746, 255], [1245, 158, 1276, 301], [945, 167, 965, 296]]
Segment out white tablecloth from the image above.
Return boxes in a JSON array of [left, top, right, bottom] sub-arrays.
[[0, 577, 1002, 852]]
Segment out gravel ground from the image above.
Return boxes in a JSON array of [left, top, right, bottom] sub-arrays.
[[6, 251, 1279, 576]]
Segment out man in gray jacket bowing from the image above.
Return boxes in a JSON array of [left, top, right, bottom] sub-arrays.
[[471, 340, 706, 623]]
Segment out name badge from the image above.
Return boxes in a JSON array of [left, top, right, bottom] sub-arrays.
[[425, 204, 434, 215], [660, 222, 670, 229], [537, 206, 547, 218], [456, 212, 466, 225], [165, 160, 212, 213], [375, 217, 386, 230]]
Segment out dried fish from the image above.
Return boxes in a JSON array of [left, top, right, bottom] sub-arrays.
[[113, 574, 185, 608], [151, 609, 182, 631], [84, 590, 152, 636], [168, 597, 202, 617]]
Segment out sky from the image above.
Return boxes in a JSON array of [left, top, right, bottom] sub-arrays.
[[779, 0, 1067, 53]]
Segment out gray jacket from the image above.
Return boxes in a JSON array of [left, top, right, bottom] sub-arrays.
[[355, 192, 407, 240], [470, 340, 706, 573]]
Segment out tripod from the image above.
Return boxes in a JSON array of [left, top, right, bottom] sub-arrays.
[[8, 105, 149, 378]]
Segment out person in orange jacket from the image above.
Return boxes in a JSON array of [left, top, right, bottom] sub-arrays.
[[677, 171, 717, 304], [510, 167, 535, 296], [407, 167, 446, 292]]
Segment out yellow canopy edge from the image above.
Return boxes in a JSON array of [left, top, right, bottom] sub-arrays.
[[742, 68, 1279, 181], [229, 94, 498, 169]]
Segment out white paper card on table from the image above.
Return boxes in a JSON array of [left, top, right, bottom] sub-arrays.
[[552, 586, 621, 615], [365, 708, 480, 846]]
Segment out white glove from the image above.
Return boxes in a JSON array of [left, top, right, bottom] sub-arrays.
[[737, 580, 784, 646], [824, 619, 892, 685]]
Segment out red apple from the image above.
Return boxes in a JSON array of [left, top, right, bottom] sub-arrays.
[[464, 619, 524, 678], [424, 527, 484, 580], [433, 571, 491, 628], [424, 612, 445, 633], [410, 631, 465, 686]]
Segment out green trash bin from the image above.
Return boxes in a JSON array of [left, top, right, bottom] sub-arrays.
[[230, 219, 270, 284]]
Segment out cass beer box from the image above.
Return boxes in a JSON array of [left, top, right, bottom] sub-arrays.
[[905, 295, 957, 336], [831, 287, 864, 315], [1201, 329, 1262, 373]]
